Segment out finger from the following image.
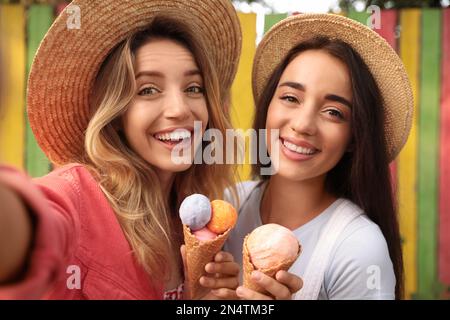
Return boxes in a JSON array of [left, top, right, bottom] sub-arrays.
[[235, 286, 272, 300], [211, 288, 239, 300], [205, 261, 239, 276], [214, 251, 234, 263], [251, 271, 291, 300], [275, 270, 303, 294], [199, 276, 239, 290]]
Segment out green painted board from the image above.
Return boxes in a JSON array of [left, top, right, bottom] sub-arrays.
[[26, 5, 53, 177], [439, 8, 450, 291], [347, 9, 370, 26], [417, 8, 441, 299], [264, 13, 288, 34]]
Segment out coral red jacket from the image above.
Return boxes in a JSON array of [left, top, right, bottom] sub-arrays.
[[0, 164, 164, 299]]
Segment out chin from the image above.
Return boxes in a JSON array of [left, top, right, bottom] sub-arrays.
[[150, 161, 193, 174], [170, 163, 193, 173], [275, 162, 320, 182], [276, 169, 310, 182]]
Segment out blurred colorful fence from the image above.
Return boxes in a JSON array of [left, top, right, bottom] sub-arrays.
[[0, 2, 449, 299]]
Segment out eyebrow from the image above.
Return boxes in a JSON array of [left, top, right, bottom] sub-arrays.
[[279, 81, 352, 109], [135, 69, 201, 79], [279, 81, 305, 91], [325, 94, 352, 109]]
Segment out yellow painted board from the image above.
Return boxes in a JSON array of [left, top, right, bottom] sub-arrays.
[[230, 13, 256, 181], [0, 4, 26, 168], [398, 9, 420, 299]]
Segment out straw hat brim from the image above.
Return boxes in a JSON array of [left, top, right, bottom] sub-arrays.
[[27, 0, 241, 165], [252, 14, 413, 161]]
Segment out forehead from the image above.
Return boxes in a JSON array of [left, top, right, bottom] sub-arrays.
[[280, 49, 352, 98], [134, 38, 197, 69]]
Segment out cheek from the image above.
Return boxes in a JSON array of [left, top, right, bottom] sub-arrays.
[[265, 102, 281, 130], [322, 124, 352, 157], [122, 102, 157, 141], [266, 104, 285, 138], [265, 105, 275, 154], [265, 102, 286, 152], [190, 98, 209, 128], [199, 103, 209, 127]]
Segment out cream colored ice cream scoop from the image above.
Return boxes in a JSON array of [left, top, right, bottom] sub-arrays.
[[246, 223, 299, 269]]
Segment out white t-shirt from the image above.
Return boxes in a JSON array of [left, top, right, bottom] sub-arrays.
[[224, 181, 396, 300]]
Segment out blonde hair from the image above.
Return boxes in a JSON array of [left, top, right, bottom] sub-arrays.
[[83, 16, 237, 281]]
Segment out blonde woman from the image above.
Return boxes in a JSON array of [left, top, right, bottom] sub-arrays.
[[0, 0, 241, 299]]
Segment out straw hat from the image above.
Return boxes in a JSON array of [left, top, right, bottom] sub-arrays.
[[252, 14, 413, 161], [27, 0, 241, 165]]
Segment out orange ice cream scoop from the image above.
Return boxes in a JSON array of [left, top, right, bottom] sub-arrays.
[[206, 200, 237, 234]]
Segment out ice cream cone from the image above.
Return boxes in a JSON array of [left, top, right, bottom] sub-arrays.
[[182, 224, 231, 299], [242, 234, 301, 296]]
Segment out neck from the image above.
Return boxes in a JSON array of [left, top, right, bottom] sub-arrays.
[[157, 170, 176, 205], [260, 174, 336, 230]]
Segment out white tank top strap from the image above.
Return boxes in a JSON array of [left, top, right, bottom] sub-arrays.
[[294, 199, 363, 300]]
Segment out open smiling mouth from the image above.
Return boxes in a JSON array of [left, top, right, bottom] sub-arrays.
[[280, 138, 320, 160], [154, 129, 192, 149]]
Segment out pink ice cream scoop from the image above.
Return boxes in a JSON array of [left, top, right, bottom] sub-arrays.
[[246, 224, 299, 269], [193, 227, 218, 242]]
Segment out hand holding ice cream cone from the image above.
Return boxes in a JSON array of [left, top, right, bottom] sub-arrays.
[[179, 194, 238, 299], [239, 223, 302, 299]]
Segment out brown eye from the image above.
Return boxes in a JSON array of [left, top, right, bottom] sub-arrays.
[[326, 109, 344, 119], [281, 95, 298, 103], [138, 87, 159, 96], [186, 85, 204, 94]]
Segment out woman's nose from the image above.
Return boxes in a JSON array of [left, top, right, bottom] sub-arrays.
[[290, 103, 318, 136], [164, 91, 190, 120]]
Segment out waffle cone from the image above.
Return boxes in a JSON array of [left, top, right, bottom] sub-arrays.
[[242, 234, 301, 296], [183, 224, 231, 299]]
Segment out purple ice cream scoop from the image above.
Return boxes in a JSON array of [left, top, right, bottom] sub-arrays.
[[179, 194, 211, 231]]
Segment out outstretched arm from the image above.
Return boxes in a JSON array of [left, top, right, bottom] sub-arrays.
[[0, 165, 81, 299], [0, 182, 33, 283]]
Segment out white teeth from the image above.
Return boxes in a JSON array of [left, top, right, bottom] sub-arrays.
[[283, 140, 316, 155], [155, 130, 191, 142]]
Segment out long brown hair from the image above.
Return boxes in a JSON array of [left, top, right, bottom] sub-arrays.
[[84, 16, 237, 282], [252, 36, 404, 299]]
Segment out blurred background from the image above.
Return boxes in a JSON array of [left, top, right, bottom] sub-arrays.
[[0, 0, 449, 299]]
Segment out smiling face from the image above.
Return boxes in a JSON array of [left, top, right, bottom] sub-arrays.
[[266, 49, 352, 183], [122, 39, 208, 178]]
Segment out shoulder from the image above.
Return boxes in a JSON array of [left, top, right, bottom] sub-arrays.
[[224, 180, 262, 209], [333, 215, 391, 268], [36, 163, 94, 183], [33, 163, 101, 210], [34, 163, 96, 191], [223, 181, 263, 260], [324, 203, 396, 299]]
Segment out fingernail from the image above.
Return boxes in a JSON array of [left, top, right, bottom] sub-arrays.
[[236, 286, 244, 296], [252, 271, 261, 281], [275, 270, 283, 280], [205, 263, 214, 272]]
